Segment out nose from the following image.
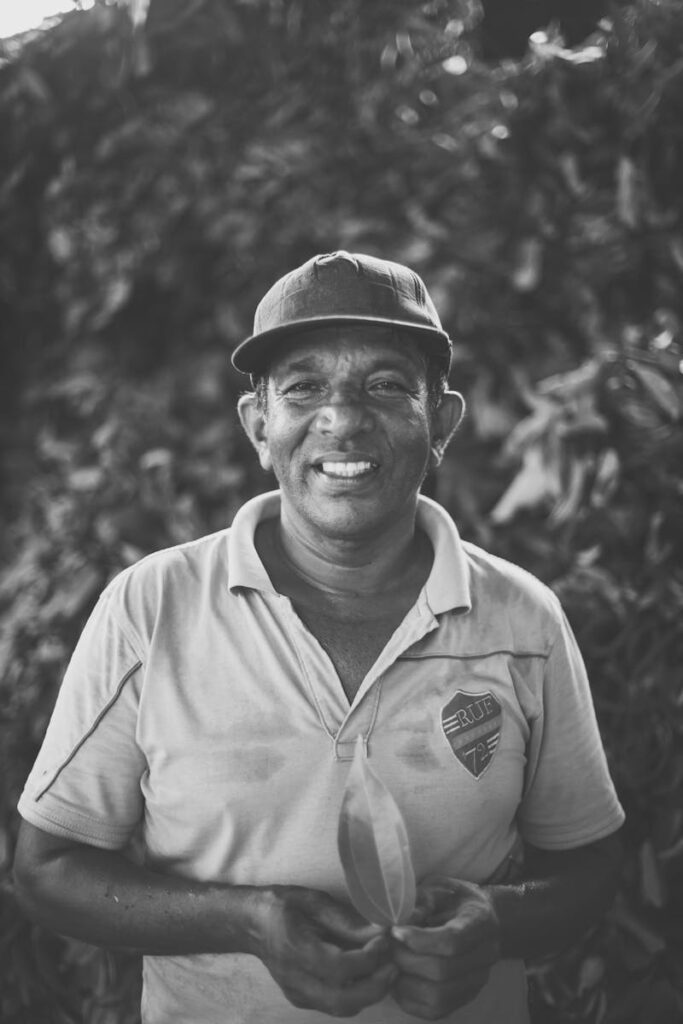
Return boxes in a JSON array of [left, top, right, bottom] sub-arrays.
[[314, 387, 374, 439]]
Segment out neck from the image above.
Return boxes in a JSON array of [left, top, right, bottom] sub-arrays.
[[273, 506, 429, 598]]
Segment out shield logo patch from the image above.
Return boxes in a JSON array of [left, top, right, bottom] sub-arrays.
[[441, 690, 502, 778]]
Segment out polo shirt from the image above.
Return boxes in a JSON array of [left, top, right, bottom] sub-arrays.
[[18, 491, 625, 1024]]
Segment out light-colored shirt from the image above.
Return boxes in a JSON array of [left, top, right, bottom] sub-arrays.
[[18, 492, 625, 1023]]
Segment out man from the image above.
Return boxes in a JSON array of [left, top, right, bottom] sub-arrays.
[[14, 251, 624, 1023]]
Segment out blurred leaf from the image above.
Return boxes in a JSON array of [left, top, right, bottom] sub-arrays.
[[578, 955, 605, 996], [124, 0, 152, 31], [639, 841, 666, 909], [490, 444, 560, 523], [511, 236, 543, 293], [617, 156, 639, 228], [613, 900, 666, 957], [590, 449, 620, 508], [628, 360, 681, 420]]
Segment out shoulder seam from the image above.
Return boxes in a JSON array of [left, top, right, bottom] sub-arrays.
[[97, 588, 146, 660], [34, 660, 143, 801], [397, 649, 550, 662]]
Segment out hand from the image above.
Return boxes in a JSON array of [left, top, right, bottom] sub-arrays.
[[257, 886, 396, 1016], [389, 878, 501, 1020]]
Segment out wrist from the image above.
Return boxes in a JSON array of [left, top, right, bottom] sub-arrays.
[[209, 883, 275, 958], [479, 882, 506, 946], [481, 881, 535, 960]]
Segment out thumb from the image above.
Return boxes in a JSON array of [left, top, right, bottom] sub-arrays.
[[315, 898, 385, 946], [391, 921, 455, 955]]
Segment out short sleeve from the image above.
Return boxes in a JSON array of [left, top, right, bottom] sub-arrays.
[[518, 609, 625, 849], [17, 588, 147, 849]]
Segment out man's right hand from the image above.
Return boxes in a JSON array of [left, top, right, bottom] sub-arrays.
[[256, 886, 395, 1017], [15, 824, 395, 1016]]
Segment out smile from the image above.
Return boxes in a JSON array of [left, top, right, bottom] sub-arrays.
[[318, 461, 378, 479]]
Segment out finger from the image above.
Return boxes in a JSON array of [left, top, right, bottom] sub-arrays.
[[391, 942, 495, 983], [392, 916, 497, 958], [391, 922, 458, 956], [414, 879, 458, 919], [392, 969, 491, 1020], [313, 932, 392, 986], [338, 961, 398, 1012], [285, 961, 397, 1017], [314, 896, 386, 948]]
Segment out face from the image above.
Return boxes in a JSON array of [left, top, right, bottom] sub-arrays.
[[239, 326, 463, 546]]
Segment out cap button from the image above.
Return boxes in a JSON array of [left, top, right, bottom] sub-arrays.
[[314, 251, 360, 272]]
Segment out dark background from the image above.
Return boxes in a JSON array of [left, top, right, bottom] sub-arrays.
[[1, 1, 682, 1020]]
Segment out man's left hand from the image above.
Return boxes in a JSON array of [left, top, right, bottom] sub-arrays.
[[389, 878, 501, 1020]]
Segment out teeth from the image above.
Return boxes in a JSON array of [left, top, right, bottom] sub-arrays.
[[320, 461, 376, 478]]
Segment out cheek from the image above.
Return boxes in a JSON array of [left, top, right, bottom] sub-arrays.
[[389, 411, 432, 457], [261, 422, 304, 478]]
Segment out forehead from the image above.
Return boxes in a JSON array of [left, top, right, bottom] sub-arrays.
[[266, 326, 428, 377]]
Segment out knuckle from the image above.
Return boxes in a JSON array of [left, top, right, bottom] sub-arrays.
[[429, 958, 452, 983], [323, 994, 358, 1019], [442, 931, 461, 957], [282, 988, 307, 1010], [425, 1007, 447, 1021], [324, 950, 347, 985], [391, 944, 412, 969], [395, 978, 436, 1017], [471, 965, 491, 990], [397, 996, 444, 1021]]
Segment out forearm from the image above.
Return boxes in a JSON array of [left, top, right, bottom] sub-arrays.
[[14, 824, 396, 1018], [484, 834, 623, 961], [14, 831, 269, 956]]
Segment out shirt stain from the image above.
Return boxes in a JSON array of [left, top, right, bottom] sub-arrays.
[[229, 746, 287, 783], [395, 735, 442, 771]]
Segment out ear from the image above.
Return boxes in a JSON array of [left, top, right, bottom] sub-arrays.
[[237, 394, 273, 472], [430, 390, 465, 468]]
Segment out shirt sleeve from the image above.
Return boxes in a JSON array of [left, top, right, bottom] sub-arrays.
[[518, 608, 625, 850], [17, 587, 147, 849]]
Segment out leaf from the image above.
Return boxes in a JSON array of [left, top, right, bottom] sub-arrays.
[[590, 448, 620, 508], [639, 840, 666, 908], [511, 237, 543, 293], [337, 736, 416, 927], [628, 360, 681, 421], [530, 33, 606, 65], [490, 445, 560, 524], [612, 901, 666, 957], [617, 156, 639, 228], [577, 956, 605, 995]]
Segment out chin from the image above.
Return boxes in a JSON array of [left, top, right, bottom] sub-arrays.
[[309, 507, 396, 542]]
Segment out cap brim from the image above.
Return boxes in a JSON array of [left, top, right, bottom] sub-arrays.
[[231, 315, 452, 374]]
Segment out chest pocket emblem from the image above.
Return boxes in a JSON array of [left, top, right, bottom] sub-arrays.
[[441, 690, 502, 778]]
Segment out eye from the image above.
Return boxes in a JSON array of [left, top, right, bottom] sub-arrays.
[[369, 378, 409, 395], [282, 380, 322, 398]]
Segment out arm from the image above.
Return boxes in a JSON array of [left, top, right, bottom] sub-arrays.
[[390, 832, 622, 1020], [13, 820, 265, 955], [486, 832, 623, 959], [14, 820, 395, 1016]]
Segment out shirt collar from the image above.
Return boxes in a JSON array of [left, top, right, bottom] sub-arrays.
[[228, 489, 471, 614], [415, 494, 471, 615], [228, 490, 281, 594]]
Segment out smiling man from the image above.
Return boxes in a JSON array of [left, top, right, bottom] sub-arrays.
[[14, 251, 624, 1023]]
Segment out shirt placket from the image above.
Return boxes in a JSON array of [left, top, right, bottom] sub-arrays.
[[281, 593, 441, 761]]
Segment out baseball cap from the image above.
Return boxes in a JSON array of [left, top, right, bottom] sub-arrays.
[[231, 251, 452, 375]]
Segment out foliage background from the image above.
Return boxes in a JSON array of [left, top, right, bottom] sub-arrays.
[[1, 0, 682, 1020]]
